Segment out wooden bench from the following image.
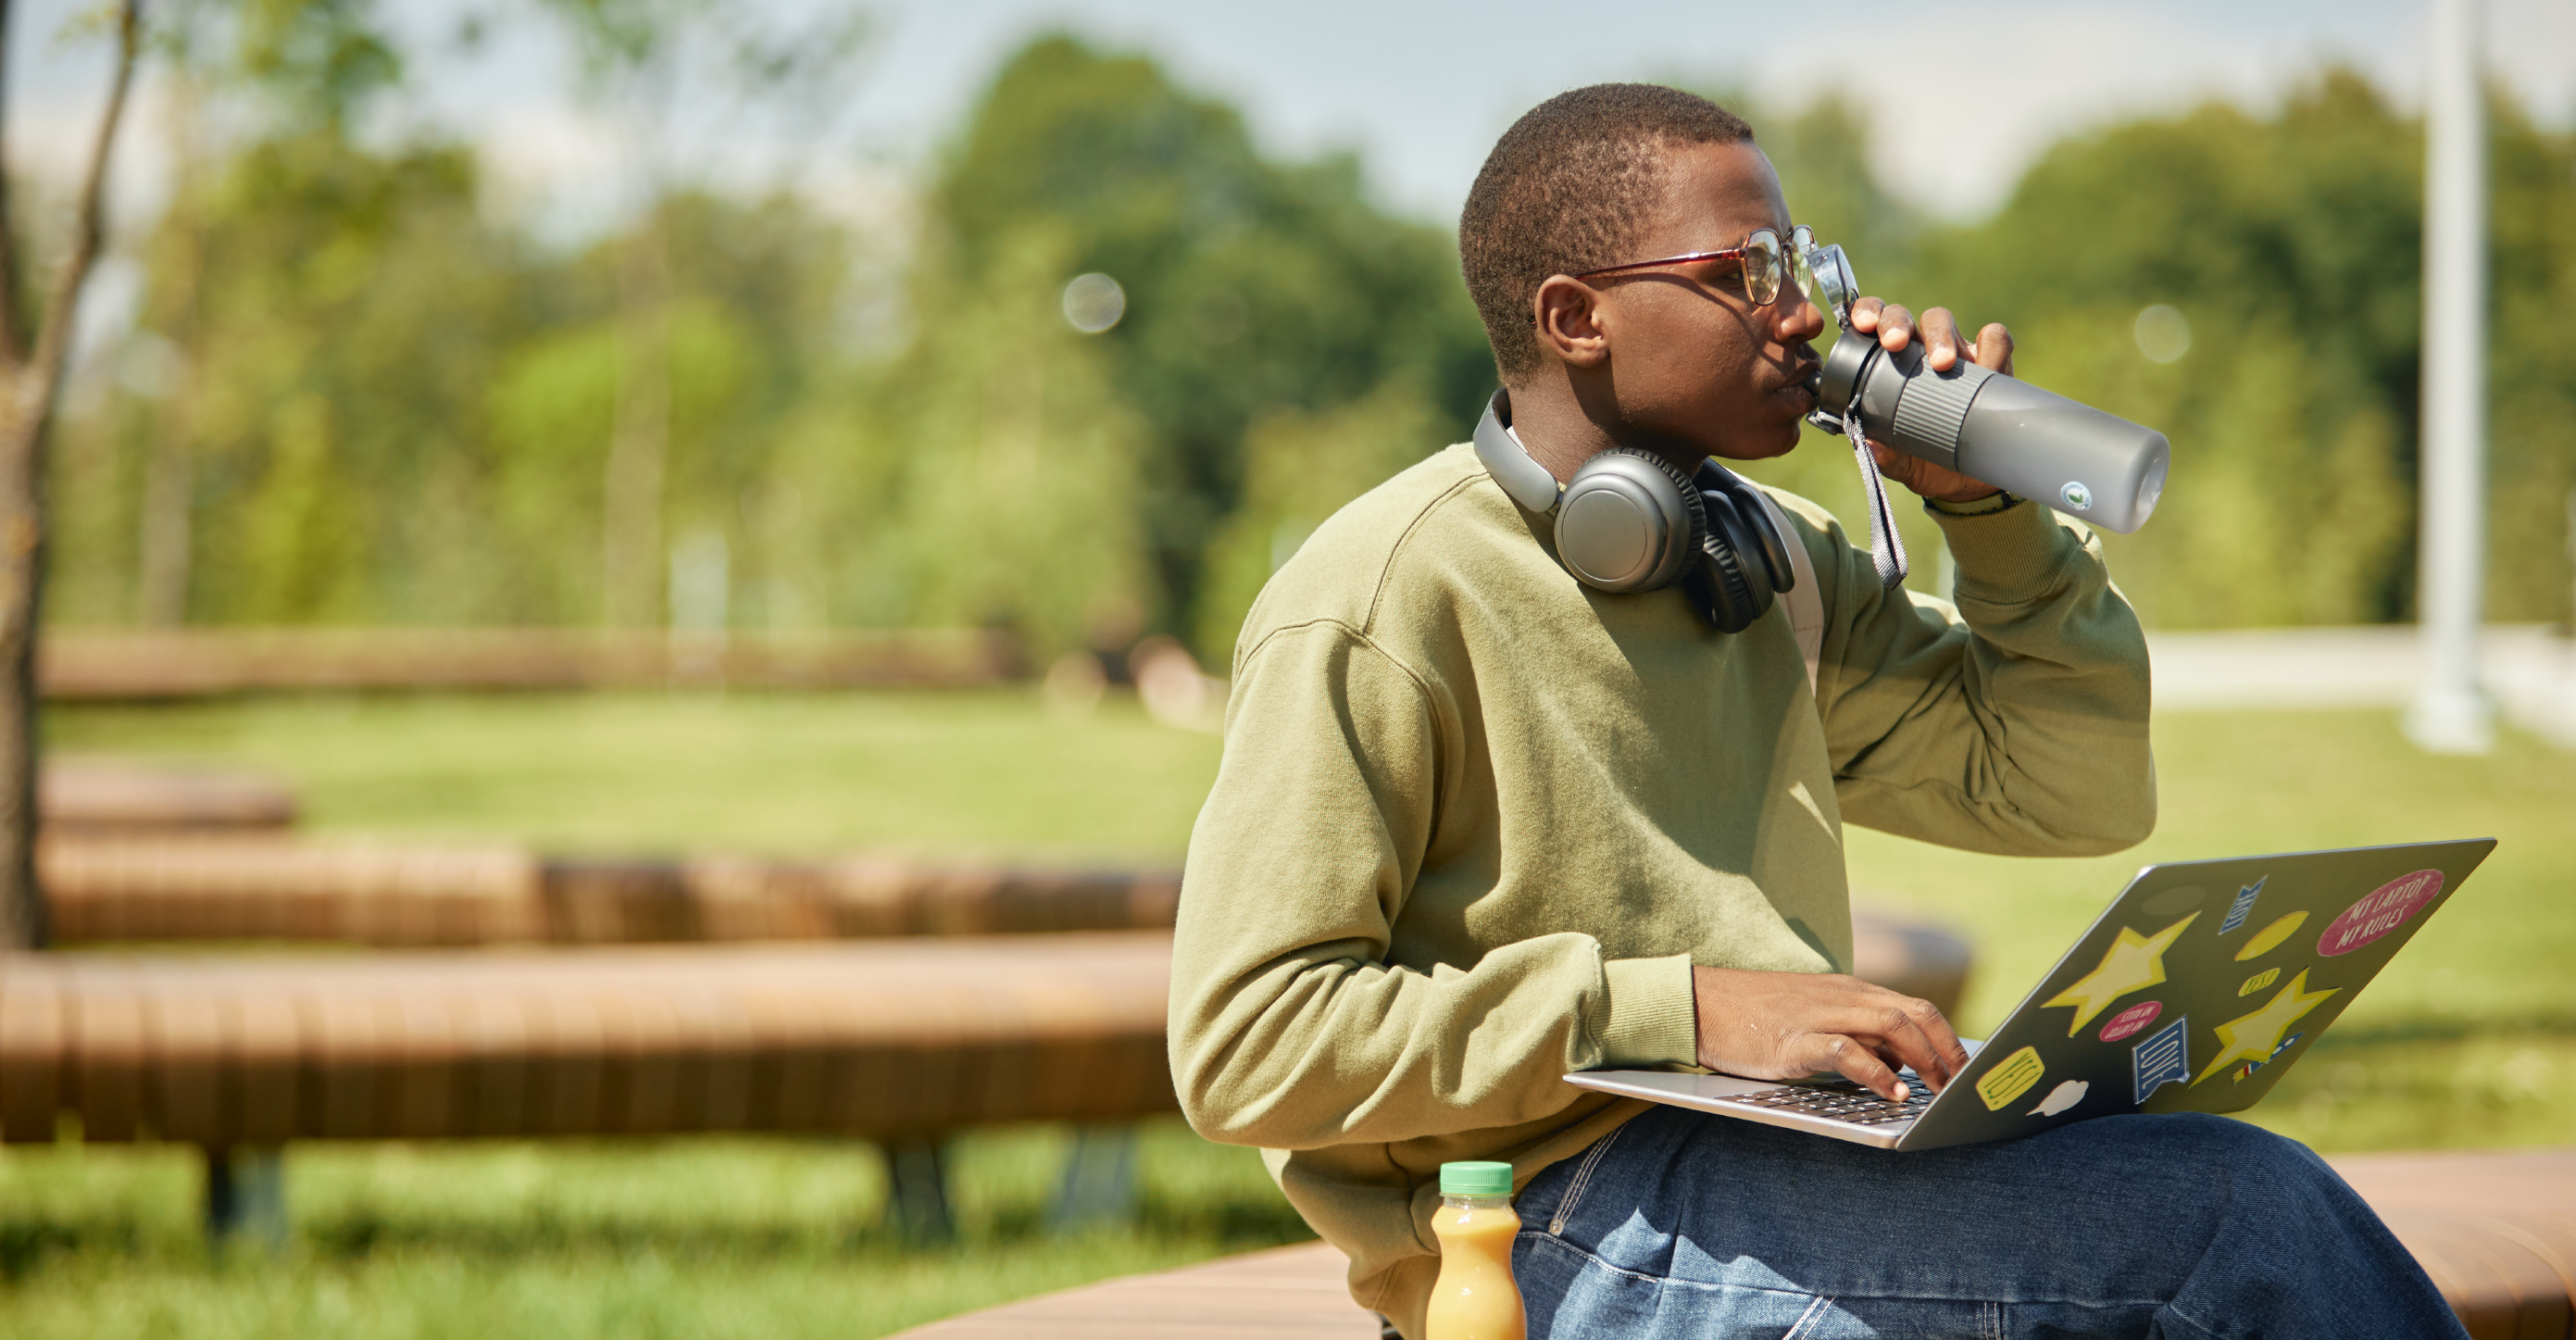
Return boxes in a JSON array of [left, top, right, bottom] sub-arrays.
[[40, 758, 300, 834], [39, 838, 1970, 1018], [39, 627, 1022, 699], [0, 932, 1177, 1237], [41, 838, 1182, 947], [887, 1146, 2576, 1340]]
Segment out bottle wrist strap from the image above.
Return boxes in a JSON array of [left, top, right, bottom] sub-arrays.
[[1844, 410, 1909, 591]]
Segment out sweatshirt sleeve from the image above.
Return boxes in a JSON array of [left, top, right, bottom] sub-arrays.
[[1167, 619, 1697, 1151], [1808, 496, 2157, 857]]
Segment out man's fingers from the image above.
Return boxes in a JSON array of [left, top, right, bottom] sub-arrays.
[[1846, 295, 1886, 332], [1826, 997, 1957, 1091], [1919, 307, 1963, 371], [1804, 1033, 1907, 1103], [1875, 303, 1915, 352], [1975, 322, 2015, 375]]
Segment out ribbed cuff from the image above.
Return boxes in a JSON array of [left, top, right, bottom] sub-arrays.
[[1929, 494, 2078, 600], [1598, 955, 1698, 1068], [1925, 489, 2020, 517]]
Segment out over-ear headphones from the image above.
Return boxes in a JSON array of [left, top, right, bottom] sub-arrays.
[[1472, 389, 1797, 633]]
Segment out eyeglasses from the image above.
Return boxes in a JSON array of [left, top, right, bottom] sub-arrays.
[[1575, 224, 1824, 309]]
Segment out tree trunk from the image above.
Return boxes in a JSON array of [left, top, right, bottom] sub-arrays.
[[0, 0, 143, 948], [0, 370, 48, 949]]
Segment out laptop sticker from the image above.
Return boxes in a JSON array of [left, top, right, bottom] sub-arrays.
[[2318, 870, 2445, 958], [2141, 884, 2206, 917], [2044, 912, 2199, 1034], [2237, 967, 2280, 996], [1976, 1046, 2047, 1111], [2132, 1016, 2190, 1105], [2233, 911, 2308, 962], [2192, 970, 2338, 1087], [2028, 1079, 2088, 1117], [2098, 1000, 2162, 1043], [2218, 877, 2266, 934], [2230, 1033, 2306, 1083]]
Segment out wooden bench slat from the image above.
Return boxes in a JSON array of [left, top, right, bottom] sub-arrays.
[[888, 1150, 2576, 1340], [0, 933, 1177, 1144]]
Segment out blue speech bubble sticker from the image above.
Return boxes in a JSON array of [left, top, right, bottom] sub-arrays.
[[2132, 1015, 2190, 1106], [2219, 876, 2266, 935]]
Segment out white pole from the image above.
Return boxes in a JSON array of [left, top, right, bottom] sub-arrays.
[[2406, 0, 2493, 754]]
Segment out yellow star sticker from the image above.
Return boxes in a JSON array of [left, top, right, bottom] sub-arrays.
[[2191, 969, 2339, 1087], [2043, 913, 2198, 1035]]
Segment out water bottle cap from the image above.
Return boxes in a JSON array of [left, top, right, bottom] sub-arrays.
[[1440, 1161, 1514, 1197]]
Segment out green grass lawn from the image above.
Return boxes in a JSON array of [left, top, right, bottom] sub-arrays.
[[0, 1121, 1310, 1340], [13, 688, 2576, 1336]]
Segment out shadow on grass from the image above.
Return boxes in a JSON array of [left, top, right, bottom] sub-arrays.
[[0, 1220, 143, 1283]]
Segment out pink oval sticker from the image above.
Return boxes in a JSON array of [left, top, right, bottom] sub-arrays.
[[2098, 1000, 2162, 1043], [2317, 870, 2445, 958]]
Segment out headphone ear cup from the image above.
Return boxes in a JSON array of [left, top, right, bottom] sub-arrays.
[[1689, 491, 1771, 633], [1555, 447, 1708, 593], [1694, 460, 1796, 595]]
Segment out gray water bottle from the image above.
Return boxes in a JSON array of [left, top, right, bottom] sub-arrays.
[[1812, 332, 2170, 533], [1798, 244, 2171, 534]]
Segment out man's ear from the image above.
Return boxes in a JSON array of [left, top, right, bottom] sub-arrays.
[[1532, 275, 1611, 369]]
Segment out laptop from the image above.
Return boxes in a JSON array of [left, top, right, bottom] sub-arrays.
[[1563, 838, 2495, 1151]]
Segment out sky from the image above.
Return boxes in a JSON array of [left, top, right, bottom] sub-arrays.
[[13, 0, 2576, 221], [8, 0, 2575, 356]]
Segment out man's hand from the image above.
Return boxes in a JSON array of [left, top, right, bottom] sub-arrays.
[[1843, 297, 2014, 505], [1691, 965, 1972, 1104]]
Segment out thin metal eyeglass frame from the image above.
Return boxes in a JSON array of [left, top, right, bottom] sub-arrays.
[[1573, 225, 1819, 308]]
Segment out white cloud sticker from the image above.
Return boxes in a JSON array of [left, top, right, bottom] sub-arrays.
[[2029, 1079, 2090, 1117]]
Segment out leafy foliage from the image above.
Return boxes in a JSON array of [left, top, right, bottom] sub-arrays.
[[910, 35, 1492, 645], [1895, 71, 2576, 626], [42, 30, 2576, 655]]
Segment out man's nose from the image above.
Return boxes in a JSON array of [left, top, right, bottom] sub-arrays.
[[1775, 292, 1826, 343]]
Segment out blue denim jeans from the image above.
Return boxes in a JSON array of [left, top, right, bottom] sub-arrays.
[[1508, 1105, 2466, 1339]]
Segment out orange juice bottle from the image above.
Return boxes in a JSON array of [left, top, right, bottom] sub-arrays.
[[1424, 1160, 1525, 1340]]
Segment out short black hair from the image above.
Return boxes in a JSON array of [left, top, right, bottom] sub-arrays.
[[1459, 84, 1755, 383]]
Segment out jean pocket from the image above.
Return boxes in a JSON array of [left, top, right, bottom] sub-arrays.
[[1539, 1121, 1629, 1238]]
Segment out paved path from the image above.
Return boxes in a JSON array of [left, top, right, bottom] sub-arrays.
[[2148, 624, 2576, 743]]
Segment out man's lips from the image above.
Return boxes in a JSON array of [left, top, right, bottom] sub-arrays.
[[1780, 363, 1822, 410]]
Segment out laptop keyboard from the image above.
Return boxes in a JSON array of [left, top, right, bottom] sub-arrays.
[[1720, 1080, 1933, 1127]]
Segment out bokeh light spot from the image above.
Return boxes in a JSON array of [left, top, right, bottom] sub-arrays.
[[1062, 273, 1126, 333], [2134, 304, 2192, 363]]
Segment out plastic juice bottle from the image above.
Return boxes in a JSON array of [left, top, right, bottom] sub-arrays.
[[1424, 1160, 1525, 1340]]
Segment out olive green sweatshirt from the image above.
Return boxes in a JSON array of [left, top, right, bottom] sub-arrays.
[[1168, 442, 2154, 1339]]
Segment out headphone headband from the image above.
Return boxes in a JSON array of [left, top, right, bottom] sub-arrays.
[[1472, 390, 1566, 514], [1468, 386, 1795, 634]]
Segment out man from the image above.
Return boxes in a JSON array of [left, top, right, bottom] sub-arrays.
[[1169, 84, 2462, 1340]]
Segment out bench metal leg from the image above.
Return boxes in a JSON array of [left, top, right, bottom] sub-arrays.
[[204, 1145, 286, 1250], [1048, 1122, 1138, 1230], [884, 1137, 954, 1242]]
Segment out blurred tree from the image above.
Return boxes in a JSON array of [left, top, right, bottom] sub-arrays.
[[538, 0, 871, 627], [0, 0, 145, 945], [922, 34, 1492, 654], [1746, 71, 2576, 630]]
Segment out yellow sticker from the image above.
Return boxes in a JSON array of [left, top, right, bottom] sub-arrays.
[[1976, 1046, 2046, 1111], [2192, 970, 2339, 1087], [2237, 966, 2281, 996], [2233, 911, 2309, 962], [2044, 913, 2200, 1035]]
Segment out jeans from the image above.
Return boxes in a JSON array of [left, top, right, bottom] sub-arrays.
[[1507, 1105, 2466, 1339]]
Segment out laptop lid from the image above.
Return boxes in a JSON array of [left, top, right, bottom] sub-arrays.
[[1894, 837, 2495, 1151]]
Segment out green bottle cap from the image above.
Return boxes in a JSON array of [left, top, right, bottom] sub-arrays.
[[1439, 1160, 1514, 1197]]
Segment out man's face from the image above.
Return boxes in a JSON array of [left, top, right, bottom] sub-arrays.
[[1584, 141, 1826, 462]]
